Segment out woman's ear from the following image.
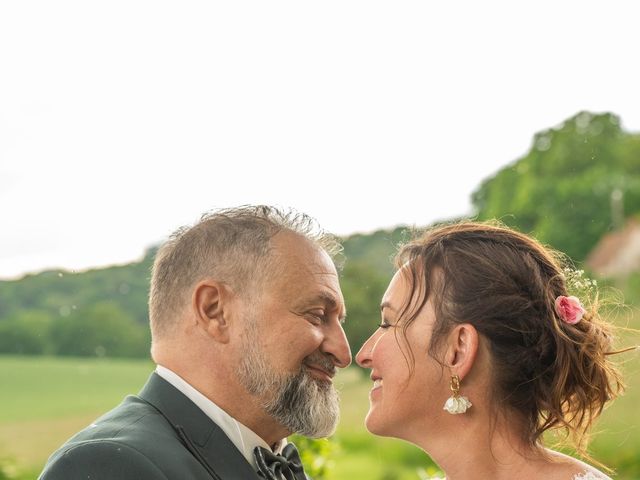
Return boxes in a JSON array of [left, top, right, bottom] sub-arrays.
[[443, 323, 479, 380], [191, 279, 234, 343]]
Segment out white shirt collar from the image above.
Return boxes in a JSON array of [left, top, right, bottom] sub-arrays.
[[155, 365, 286, 470]]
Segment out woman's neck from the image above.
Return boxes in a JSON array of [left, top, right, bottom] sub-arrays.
[[415, 413, 551, 480]]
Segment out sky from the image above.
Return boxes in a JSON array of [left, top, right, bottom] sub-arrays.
[[2, 1, 640, 280]]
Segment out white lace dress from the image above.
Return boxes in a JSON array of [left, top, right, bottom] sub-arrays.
[[426, 470, 610, 480], [573, 471, 610, 480]]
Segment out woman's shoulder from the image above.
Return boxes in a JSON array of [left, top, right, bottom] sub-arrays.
[[544, 449, 611, 480]]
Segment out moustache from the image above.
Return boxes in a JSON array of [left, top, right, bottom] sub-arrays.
[[302, 352, 337, 379]]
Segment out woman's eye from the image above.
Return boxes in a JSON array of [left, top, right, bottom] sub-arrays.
[[379, 321, 392, 330]]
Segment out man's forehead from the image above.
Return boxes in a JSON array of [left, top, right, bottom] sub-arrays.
[[271, 230, 336, 263], [272, 238, 338, 279], [289, 266, 343, 300], [296, 289, 335, 305], [269, 231, 343, 288]]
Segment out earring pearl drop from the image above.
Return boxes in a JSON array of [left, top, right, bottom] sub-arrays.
[[443, 374, 472, 414]]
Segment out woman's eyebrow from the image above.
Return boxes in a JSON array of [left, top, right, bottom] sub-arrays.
[[380, 301, 396, 312]]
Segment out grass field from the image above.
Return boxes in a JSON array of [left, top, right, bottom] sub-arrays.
[[1, 346, 639, 479]]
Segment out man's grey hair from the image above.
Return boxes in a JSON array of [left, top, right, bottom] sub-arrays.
[[149, 205, 342, 339]]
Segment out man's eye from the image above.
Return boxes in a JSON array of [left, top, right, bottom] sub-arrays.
[[306, 311, 325, 324]]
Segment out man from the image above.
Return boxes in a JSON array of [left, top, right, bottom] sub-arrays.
[[39, 205, 352, 480]]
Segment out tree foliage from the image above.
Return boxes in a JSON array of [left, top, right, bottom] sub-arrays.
[[0, 251, 153, 324], [0, 310, 52, 354], [472, 111, 640, 261], [50, 302, 149, 357], [339, 260, 390, 353]]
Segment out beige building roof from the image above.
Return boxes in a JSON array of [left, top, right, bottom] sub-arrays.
[[586, 218, 640, 278]]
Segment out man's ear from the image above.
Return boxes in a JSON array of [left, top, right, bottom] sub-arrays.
[[443, 323, 479, 380], [191, 279, 234, 343]]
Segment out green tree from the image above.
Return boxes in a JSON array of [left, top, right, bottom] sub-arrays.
[[0, 249, 153, 326], [50, 302, 149, 358], [341, 227, 409, 277], [340, 260, 390, 355], [0, 310, 52, 354], [472, 111, 640, 261], [290, 436, 335, 480]]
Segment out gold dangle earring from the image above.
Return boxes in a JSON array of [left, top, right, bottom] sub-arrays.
[[443, 374, 472, 414]]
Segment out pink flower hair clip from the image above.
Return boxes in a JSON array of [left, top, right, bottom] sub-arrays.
[[554, 295, 586, 325]]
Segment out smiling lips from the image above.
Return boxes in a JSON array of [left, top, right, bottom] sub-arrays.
[[305, 364, 335, 382]]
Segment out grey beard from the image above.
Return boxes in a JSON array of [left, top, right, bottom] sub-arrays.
[[262, 366, 339, 438], [238, 342, 340, 438]]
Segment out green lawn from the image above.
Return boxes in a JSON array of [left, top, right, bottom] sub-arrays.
[[0, 356, 154, 479], [0, 355, 154, 423], [1, 347, 638, 480]]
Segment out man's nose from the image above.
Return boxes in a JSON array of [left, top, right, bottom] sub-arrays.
[[321, 321, 352, 368]]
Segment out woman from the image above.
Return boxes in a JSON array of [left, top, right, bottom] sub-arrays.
[[356, 222, 626, 480]]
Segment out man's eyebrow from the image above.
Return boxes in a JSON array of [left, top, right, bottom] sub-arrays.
[[301, 291, 347, 322]]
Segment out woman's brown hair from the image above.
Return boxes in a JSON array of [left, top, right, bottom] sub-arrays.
[[394, 221, 624, 458]]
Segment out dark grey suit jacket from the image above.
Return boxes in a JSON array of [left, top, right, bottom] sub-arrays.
[[39, 372, 263, 479]]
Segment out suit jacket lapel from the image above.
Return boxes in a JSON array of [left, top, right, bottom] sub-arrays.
[[138, 373, 262, 479]]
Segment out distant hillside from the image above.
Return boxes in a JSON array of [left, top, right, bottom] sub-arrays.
[[0, 229, 404, 323], [0, 227, 408, 356], [340, 226, 410, 276], [0, 251, 155, 325]]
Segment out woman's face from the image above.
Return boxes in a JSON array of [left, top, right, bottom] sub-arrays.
[[356, 268, 447, 441]]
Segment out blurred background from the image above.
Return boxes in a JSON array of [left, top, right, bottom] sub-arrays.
[[1, 1, 640, 479]]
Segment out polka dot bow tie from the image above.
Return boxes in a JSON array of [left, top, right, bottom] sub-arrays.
[[253, 443, 308, 480]]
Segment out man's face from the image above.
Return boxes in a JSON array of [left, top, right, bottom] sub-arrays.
[[237, 232, 351, 438]]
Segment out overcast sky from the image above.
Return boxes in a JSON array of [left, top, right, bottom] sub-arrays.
[[2, 1, 639, 279]]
